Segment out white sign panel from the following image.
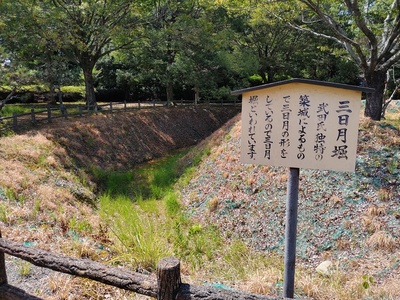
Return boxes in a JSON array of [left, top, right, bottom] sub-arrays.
[[240, 82, 362, 172]]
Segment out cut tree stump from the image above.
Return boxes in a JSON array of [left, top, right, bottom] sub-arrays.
[[157, 257, 181, 300]]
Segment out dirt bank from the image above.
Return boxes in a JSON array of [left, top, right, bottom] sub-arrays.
[[41, 106, 240, 170]]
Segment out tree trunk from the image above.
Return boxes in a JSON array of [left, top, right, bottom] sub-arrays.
[[364, 69, 387, 121], [166, 82, 174, 106], [194, 86, 200, 105], [259, 71, 268, 84], [81, 58, 97, 109], [0, 88, 17, 112]]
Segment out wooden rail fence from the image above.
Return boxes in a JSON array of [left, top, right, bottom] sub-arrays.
[[0, 99, 241, 136], [0, 231, 286, 300]]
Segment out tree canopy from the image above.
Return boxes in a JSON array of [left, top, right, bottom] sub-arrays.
[[1, 0, 399, 118], [270, 0, 400, 120]]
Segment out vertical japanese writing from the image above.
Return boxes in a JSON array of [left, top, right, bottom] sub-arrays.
[[247, 95, 259, 159], [264, 96, 274, 159], [332, 100, 352, 159], [280, 95, 291, 158], [314, 102, 329, 160], [297, 94, 310, 160]]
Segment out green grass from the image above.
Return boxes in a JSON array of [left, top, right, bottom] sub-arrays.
[[93, 150, 189, 198], [96, 149, 251, 275], [95, 146, 286, 295], [99, 194, 170, 270]]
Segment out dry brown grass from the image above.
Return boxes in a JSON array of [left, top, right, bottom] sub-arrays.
[[207, 196, 219, 213], [361, 204, 390, 235], [366, 231, 398, 251], [377, 187, 392, 202], [240, 269, 280, 295], [295, 250, 400, 300], [0, 133, 99, 252]]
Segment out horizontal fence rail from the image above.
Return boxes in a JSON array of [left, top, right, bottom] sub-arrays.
[[0, 231, 286, 300], [0, 99, 241, 136]]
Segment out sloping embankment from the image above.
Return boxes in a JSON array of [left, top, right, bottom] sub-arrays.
[[42, 106, 241, 170]]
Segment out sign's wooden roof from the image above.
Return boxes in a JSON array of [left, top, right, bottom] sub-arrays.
[[231, 78, 375, 95]]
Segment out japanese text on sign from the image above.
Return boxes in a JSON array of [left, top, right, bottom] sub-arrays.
[[241, 83, 362, 172]]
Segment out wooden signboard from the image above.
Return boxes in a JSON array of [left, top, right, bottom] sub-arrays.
[[233, 78, 374, 172]]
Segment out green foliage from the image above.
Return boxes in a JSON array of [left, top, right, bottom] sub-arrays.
[[3, 0, 390, 108], [0, 0, 143, 105], [0, 203, 8, 223], [248, 74, 263, 86], [361, 274, 374, 290], [69, 216, 93, 234], [17, 260, 32, 277], [3, 187, 17, 202], [173, 220, 223, 269], [60, 86, 86, 95], [0, 105, 31, 116]]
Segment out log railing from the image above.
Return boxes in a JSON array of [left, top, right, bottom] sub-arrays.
[[0, 231, 285, 300], [0, 99, 241, 136]]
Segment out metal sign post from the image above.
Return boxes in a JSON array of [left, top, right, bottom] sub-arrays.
[[283, 167, 300, 298]]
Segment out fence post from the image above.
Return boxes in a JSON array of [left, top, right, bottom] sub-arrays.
[[124, 100, 127, 111], [0, 230, 7, 284], [31, 108, 36, 126], [60, 104, 68, 119], [110, 102, 113, 113], [12, 113, 17, 131], [138, 99, 141, 110], [78, 105, 83, 117], [47, 106, 52, 123], [157, 257, 181, 300]]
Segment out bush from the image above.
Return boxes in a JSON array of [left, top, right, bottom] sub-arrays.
[[95, 89, 126, 103]]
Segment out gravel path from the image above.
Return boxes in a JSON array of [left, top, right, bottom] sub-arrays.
[[4, 256, 56, 297]]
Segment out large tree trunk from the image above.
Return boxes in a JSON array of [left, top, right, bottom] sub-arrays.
[[80, 55, 97, 109], [364, 69, 387, 121], [83, 69, 97, 109]]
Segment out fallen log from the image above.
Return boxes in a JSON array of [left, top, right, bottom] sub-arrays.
[[0, 238, 157, 298], [0, 236, 288, 300]]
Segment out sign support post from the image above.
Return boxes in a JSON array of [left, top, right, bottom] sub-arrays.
[[283, 167, 300, 298]]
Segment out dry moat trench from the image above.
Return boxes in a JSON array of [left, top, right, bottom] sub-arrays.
[[1, 105, 241, 299], [2, 103, 400, 299]]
